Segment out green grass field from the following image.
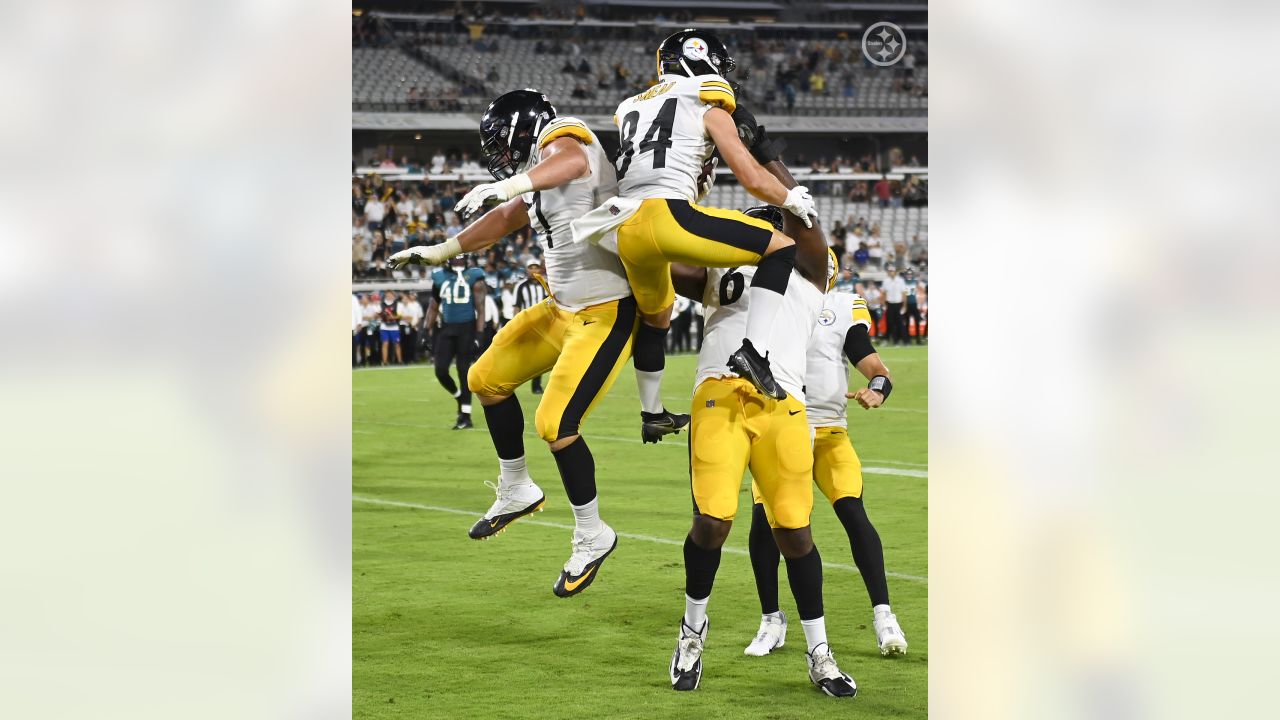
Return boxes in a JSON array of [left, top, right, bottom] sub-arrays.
[[354, 347, 927, 719]]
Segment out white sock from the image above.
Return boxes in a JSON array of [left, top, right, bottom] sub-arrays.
[[763, 610, 783, 623], [571, 497, 604, 535], [800, 616, 828, 653], [460, 403, 472, 414], [873, 603, 892, 617], [684, 594, 709, 630], [744, 286, 785, 349], [498, 456, 530, 488], [452, 389, 461, 399], [635, 369, 665, 414]]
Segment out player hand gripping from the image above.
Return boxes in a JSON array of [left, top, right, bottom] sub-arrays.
[[781, 185, 816, 228]]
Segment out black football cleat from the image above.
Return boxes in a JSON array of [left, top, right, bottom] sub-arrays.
[[670, 618, 708, 691], [641, 409, 691, 444], [453, 412, 473, 430], [468, 480, 546, 540], [806, 643, 858, 698], [727, 339, 787, 400]]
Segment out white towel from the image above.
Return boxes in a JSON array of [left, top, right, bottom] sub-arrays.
[[570, 196, 643, 246]]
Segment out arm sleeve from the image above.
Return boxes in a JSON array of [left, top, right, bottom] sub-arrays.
[[843, 324, 877, 365]]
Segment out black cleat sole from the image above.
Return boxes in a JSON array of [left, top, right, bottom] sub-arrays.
[[467, 496, 545, 540], [552, 534, 618, 597]]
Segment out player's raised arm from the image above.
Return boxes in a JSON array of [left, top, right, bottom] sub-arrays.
[[704, 107, 815, 227], [455, 136, 591, 218], [389, 196, 528, 269]]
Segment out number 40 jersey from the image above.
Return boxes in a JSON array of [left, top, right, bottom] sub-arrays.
[[614, 74, 736, 203], [695, 266, 823, 402]]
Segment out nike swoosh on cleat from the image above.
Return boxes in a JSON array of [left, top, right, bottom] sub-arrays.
[[788, 410, 801, 416], [562, 565, 597, 592]]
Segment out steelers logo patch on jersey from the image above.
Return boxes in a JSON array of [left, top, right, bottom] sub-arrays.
[[818, 309, 837, 326]]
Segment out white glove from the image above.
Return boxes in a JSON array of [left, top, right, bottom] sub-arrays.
[[695, 157, 718, 202], [455, 173, 534, 218], [388, 238, 462, 269], [781, 185, 816, 228]]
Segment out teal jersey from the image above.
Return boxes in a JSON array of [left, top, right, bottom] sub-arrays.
[[432, 267, 486, 324]]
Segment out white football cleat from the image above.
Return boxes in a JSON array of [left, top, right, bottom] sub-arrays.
[[467, 479, 545, 540], [744, 611, 787, 656], [552, 523, 618, 597], [873, 607, 908, 656], [670, 617, 708, 691], [806, 642, 857, 698]]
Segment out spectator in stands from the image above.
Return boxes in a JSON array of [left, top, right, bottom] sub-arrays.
[[444, 212, 463, 238], [809, 69, 827, 95], [353, 294, 363, 366], [864, 281, 884, 335], [430, 150, 446, 173], [364, 193, 385, 235], [848, 181, 869, 203], [577, 58, 591, 74], [875, 177, 892, 208], [853, 241, 870, 268], [842, 71, 857, 98]]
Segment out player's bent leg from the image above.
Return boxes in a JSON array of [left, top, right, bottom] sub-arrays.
[[549, 434, 618, 598], [465, 309, 560, 539], [633, 319, 689, 443]]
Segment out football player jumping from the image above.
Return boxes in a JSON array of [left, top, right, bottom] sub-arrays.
[[742, 248, 908, 659], [390, 90, 687, 597], [572, 29, 818, 413], [662, 115, 857, 697]]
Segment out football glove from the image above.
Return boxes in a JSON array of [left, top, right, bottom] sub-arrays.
[[781, 186, 816, 228], [455, 173, 533, 218], [696, 157, 718, 201], [388, 237, 462, 269]]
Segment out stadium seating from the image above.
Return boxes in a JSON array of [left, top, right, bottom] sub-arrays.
[[355, 36, 927, 116], [703, 185, 927, 247], [353, 47, 461, 109]]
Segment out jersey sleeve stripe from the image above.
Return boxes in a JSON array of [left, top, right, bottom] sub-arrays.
[[698, 88, 736, 112], [700, 79, 733, 92], [539, 119, 593, 148]]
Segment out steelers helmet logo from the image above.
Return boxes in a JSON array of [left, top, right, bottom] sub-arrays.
[[682, 37, 709, 61], [818, 309, 836, 326]]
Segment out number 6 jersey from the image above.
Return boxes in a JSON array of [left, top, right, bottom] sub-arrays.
[[614, 74, 736, 202], [695, 266, 823, 402]]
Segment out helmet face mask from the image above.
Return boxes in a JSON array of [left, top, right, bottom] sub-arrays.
[[478, 89, 557, 181], [658, 29, 736, 79]]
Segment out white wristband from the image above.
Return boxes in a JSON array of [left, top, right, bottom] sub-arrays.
[[428, 236, 464, 264], [494, 173, 534, 200]]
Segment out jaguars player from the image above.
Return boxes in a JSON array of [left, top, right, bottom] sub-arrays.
[[425, 256, 487, 429], [572, 29, 818, 406], [391, 90, 686, 597], [664, 151, 857, 697], [743, 249, 908, 659]]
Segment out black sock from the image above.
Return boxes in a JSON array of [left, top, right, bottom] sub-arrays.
[[833, 496, 890, 606], [783, 545, 824, 621], [633, 322, 668, 373], [751, 243, 796, 294], [551, 436, 596, 506], [481, 395, 524, 460], [748, 503, 781, 615], [684, 533, 722, 600]]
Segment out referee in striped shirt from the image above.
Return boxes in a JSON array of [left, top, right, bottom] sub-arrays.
[[514, 259, 550, 394]]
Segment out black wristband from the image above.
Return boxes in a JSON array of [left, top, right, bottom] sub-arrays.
[[868, 375, 892, 401]]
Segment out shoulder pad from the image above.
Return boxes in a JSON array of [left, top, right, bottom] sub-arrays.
[[696, 76, 735, 112], [539, 117, 593, 149]]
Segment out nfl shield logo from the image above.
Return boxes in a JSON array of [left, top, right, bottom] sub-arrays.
[[705, 400, 715, 407]]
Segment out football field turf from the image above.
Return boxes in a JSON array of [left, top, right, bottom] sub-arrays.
[[354, 347, 927, 718]]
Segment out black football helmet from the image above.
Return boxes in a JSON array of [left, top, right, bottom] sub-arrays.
[[743, 205, 784, 232], [479, 89, 557, 180], [656, 29, 736, 79]]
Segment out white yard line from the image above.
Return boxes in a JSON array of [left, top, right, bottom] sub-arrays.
[[352, 494, 928, 584]]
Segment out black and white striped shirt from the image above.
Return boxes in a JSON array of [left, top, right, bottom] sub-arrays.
[[514, 276, 549, 311]]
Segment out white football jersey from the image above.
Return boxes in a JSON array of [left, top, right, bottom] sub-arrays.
[[519, 116, 631, 311], [805, 292, 875, 428], [613, 74, 736, 203], [695, 266, 823, 402]]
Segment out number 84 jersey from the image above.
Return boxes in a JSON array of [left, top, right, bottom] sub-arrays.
[[614, 74, 735, 203], [695, 266, 823, 403]]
